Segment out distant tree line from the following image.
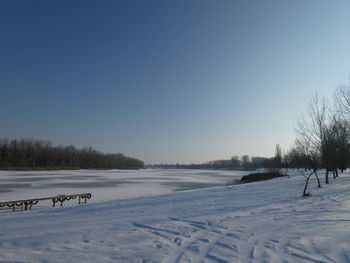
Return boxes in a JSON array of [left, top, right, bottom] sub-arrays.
[[0, 138, 144, 170], [148, 145, 283, 171]]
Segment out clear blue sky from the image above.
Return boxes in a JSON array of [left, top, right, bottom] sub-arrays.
[[1, 0, 350, 164]]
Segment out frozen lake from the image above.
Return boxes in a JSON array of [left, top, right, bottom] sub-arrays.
[[0, 169, 251, 209]]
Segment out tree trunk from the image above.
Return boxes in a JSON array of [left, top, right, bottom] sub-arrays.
[[303, 171, 314, 196], [333, 170, 336, 179], [335, 169, 339, 177], [325, 169, 329, 184], [314, 171, 321, 188]]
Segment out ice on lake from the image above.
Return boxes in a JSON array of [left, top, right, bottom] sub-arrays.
[[0, 169, 251, 208]]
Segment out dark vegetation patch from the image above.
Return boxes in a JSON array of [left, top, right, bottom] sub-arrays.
[[240, 171, 287, 183]]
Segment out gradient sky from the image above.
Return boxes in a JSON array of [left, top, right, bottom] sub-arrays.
[[1, 1, 350, 164]]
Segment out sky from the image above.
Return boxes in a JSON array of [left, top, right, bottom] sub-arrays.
[[1, 0, 350, 164]]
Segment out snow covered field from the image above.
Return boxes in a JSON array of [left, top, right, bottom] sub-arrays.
[[0, 169, 350, 262]]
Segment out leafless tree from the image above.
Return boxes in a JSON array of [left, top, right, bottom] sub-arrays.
[[296, 93, 327, 185], [334, 82, 350, 120], [292, 87, 350, 195], [333, 83, 350, 172]]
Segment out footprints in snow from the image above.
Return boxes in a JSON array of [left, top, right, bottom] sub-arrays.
[[133, 218, 246, 263], [133, 218, 326, 263]]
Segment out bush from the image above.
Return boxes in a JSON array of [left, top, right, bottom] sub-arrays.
[[240, 171, 287, 183]]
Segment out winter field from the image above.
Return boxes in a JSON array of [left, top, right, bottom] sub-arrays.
[[0, 169, 350, 262]]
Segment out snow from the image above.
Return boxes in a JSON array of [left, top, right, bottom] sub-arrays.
[[0, 169, 350, 262], [0, 169, 249, 204]]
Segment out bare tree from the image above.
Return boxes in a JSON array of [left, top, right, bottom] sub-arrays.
[[326, 116, 350, 174], [296, 138, 322, 194], [296, 94, 327, 150], [334, 82, 350, 119], [292, 87, 350, 195], [296, 93, 328, 185], [333, 83, 350, 172]]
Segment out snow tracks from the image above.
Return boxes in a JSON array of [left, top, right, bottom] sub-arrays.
[[133, 206, 344, 263]]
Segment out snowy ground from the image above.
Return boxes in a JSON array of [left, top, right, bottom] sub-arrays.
[[0, 169, 350, 262]]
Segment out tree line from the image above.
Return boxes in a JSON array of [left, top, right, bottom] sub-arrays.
[[0, 138, 144, 170], [148, 145, 283, 170], [282, 82, 350, 195]]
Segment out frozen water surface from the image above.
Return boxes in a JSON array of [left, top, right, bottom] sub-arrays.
[[0, 169, 250, 205]]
